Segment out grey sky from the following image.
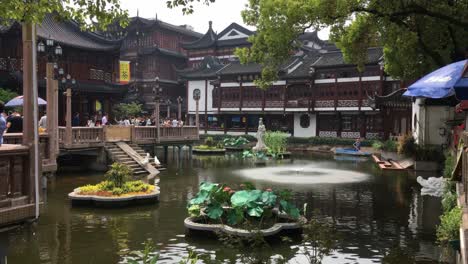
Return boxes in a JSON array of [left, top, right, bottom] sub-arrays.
[[119, 0, 329, 39]]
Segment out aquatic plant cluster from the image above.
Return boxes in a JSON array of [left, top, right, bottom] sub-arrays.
[[187, 182, 300, 226], [223, 136, 250, 147], [264, 131, 288, 156]]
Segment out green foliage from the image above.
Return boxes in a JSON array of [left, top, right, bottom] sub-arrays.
[[382, 140, 398, 152], [123, 181, 152, 193], [372, 141, 383, 150], [194, 145, 224, 151], [437, 207, 462, 243], [78, 184, 100, 195], [200, 134, 257, 143], [223, 136, 250, 147], [111, 187, 124, 196], [0, 0, 128, 31], [105, 163, 132, 188], [232, 0, 468, 88], [264, 131, 288, 156], [442, 191, 458, 213], [204, 136, 215, 147], [0, 88, 18, 104], [242, 150, 267, 160], [398, 135, 416, 156], [113, 103, 143, 120], [187, 182, 300, 227], [444, 154, 455, 178]]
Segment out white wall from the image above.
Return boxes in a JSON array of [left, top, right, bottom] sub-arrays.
[[293, 113, 316, 138], [413, 98, 454, 145], [187, 79, 216, 114]]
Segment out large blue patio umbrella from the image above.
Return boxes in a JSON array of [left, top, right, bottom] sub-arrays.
[[403, 59, 468, 99], [5, 95, 47, 107]]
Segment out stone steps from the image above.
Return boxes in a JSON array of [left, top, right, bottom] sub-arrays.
[[105, 143, 153, 177]]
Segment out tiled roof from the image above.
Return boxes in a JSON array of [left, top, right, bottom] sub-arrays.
[[285, 53, 322, 78], [182, 21, 217, 50], [177, 56, 225, 79], [37, 14, 121, 51], [139, 47, 187, 59], [218, 61, 262, 75], [312, 47, 383, 67], [128, 17, 203, 38]]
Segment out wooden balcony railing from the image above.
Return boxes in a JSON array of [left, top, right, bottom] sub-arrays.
[[0, 145, 31, 201], [58, 126, 199, 147], [159, 126, 199, 142], [3, 133, 50, 160]]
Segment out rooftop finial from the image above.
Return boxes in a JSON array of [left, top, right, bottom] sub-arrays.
[[137, 9, 139, 18], [209, 21, 212, 29], [155, 12, 158, 21]]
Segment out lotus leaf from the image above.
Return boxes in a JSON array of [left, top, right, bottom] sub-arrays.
[[206, 204, 224, 219], [231, 190, 262, 207], [189, 190, 210, 205], [247, 206, 264, 217], [261, 191, 277, 206], [227, 208, 244, 225]]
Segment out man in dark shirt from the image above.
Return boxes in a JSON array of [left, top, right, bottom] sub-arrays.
[[6, 111, 23, 133]]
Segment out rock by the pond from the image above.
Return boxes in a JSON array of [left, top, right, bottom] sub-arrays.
[[417, 176, 445, 197]]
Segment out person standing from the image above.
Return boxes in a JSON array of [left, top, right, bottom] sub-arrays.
[[0, 103, 6, 146], [171, 118, 178, 127], [6, 111, 23, 133], [38, 112, 47, 130], [72, 113, 80, 127], [101, 113, 108, 126]]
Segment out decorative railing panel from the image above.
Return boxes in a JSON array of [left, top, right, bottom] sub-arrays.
[[243, 101, 262, 108], [337, 100, 359, 107], [72, 127, 104, 143], [221, 101, 240, 108], [3, 133, 50, 160], [315, 100, 335, 108], [341, 131, 361, 139], [318, 131, 338, 138], [366, 132, 381, 139], [265, 101, 283, 108], [159, 126, 199, 141]]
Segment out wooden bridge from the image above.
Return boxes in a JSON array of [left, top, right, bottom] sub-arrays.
[[57, 125, 199, 149]]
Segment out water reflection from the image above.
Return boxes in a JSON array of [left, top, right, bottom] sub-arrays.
[[0, 152, 448, 263]]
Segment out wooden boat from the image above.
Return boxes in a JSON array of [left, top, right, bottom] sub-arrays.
[[334, 148, 371, 156]]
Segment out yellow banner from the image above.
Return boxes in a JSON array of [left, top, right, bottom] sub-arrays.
[[119, 61, 130, 84]]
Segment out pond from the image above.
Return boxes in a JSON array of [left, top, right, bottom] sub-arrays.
[[0, 151, 449, 263]]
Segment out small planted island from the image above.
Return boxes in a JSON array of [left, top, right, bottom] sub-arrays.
[[193, 136, 226, 154], [185, 182, 305, 238], [69, 163, 159, 207]]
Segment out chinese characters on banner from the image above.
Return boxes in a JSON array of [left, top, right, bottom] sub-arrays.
[[119, 61, 130, 84]]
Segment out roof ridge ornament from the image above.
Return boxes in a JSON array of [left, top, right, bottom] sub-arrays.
[[209, 21, 212, 29]]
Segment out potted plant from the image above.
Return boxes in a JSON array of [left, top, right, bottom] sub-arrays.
[[68, 163, 159, 207], [184, 182, 305, 238]]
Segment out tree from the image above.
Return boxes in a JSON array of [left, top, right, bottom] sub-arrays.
[[166, 0, 216, 14], [0, 0, 128, 30], [168, 0, 468, 88], [113, 102, 143, 119], [0, 88, 18, 104]]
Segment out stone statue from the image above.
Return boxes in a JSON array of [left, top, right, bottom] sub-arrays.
[[253, 118, 267, 152]]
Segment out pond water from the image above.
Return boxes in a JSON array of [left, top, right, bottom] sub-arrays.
[[0, 152, 450, 263]]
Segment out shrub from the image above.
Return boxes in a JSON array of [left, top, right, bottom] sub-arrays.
[[442, 191, 458, 213], [111, 187, 124, 196], [372, 141, 383, 150], [382, 140, 398, 152], [264, 131, 288, 155], [112, 102, 143, 120], [105, 163, 132, 188], [204, 136, 215, 147], [96, 180, 114, 191], [444, 154, 455, 178], [436, 207, 462, 243], [398, 135, 416, 156], [78, 184, 100, 195]]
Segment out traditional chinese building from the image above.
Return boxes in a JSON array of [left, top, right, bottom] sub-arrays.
[[0, 14, 125, 125], [115, 15, 202, 116], [179, 22, 407, 139]]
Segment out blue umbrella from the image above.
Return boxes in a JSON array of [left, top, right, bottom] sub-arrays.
[[5, 95, 47, 107], [403, 59, 468, 99]]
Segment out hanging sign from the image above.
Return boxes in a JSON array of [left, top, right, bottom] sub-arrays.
[[119, 61, 130, 84]]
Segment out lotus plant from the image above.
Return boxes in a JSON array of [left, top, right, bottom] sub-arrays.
[[187, 182, 300, 226]]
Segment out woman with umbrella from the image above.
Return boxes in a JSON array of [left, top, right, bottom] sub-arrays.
[[4, 95, 47, 133]]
